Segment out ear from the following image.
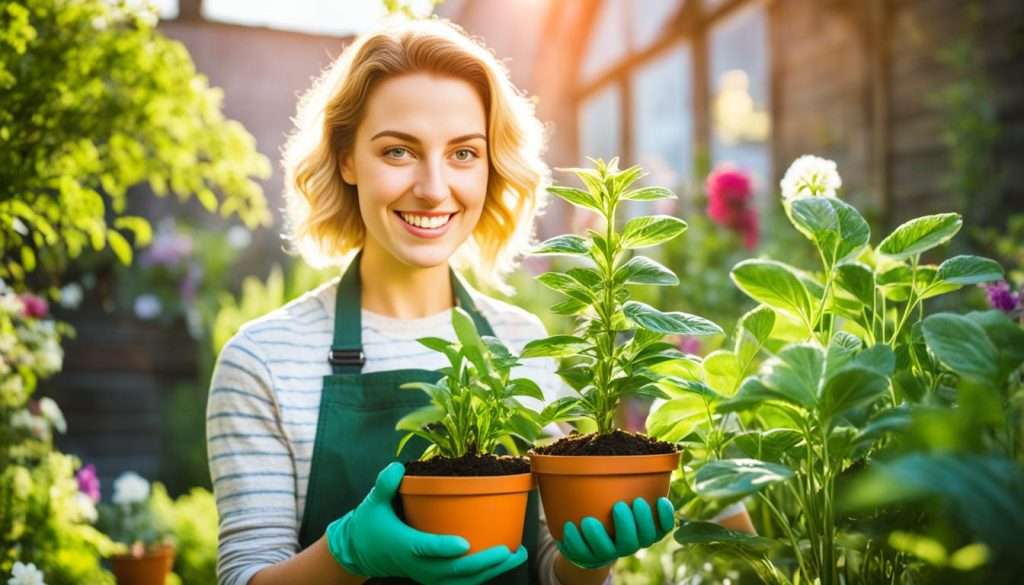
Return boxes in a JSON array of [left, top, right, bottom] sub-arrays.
[[340, 151, 356, 185]]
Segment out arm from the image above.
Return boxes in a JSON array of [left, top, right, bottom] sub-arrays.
[[249, 536, 365, 585]]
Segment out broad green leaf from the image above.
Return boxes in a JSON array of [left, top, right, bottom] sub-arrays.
[[716, 377, 807, 415], [789, 197, 840, 260], [936, 255, 1004, 285], [550, 298, 589, 316], [730, 260, 813, 322], [540, 396, 585, 422], [732, 429, 803, 464], [832, 199, 871, 262], [820, 366, 889, 422], [621, 185, 676, 201], [557, 364, 595, 391], [658, 377, 721, 401], [854, 405, 913, 445], [623, 301, 724, 336], [922, 313, 1000, 383], [877, 264, 913, 301], [521, 335, 590, 359], [703, 350, 742, 397], [836, 262, 875, 307], [451, 307, 486, 369], [965, 310, 1024, 374], [739, 306, 776, 345], [532, 234, 589, 256], [694, 458, 794, 498], [878, 213, 962, 260], [567, 267, 602, 288], [547, 185, 602, 213], [395, 405, 445, 432], [915, 266, 962, 300], [760, 344, 825, 408], [508, 378, 545, 401], [615, 255, 679, 286], [852, 344, 896, 377], [646, 395, 708, 442], [620, 215, 688, 249], [537, 272, 594, 304], [673, 522, 776, 552]]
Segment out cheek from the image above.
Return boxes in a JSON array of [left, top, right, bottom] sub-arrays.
[[454, 166, 490, 212]]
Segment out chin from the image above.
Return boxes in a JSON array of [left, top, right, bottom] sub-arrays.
[[391, 246, 458, 269]]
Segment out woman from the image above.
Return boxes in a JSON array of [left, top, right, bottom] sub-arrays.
[[206, 19, 675, 585]]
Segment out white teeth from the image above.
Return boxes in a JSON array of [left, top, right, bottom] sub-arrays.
[[399, 212, 452, 229]]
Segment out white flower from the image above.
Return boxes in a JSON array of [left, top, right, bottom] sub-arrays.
[[112, 472, 150, 505], [38, 397, 66, 434], [780, 155, 842, 199], [8, 561, 46, 585], [73, 492, 98, 524], [36, 339, 62, 374], [10, 410, 48, 440], [227, 225, 252, 250], [133, 294, 162, 320], [59, 283, 83, 310]]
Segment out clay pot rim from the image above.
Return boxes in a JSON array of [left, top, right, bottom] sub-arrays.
[[111, 542, 176, 561], [529, 451, 680, 475], [399, 472, 534, 495]]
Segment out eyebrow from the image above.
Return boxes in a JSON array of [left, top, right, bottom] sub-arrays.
[[370, 130, 487, 145]]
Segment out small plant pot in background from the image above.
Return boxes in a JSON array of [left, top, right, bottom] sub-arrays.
[[399, 473, 534, 553], [110, 544, 175, 585], [530, 452, 679, 540]]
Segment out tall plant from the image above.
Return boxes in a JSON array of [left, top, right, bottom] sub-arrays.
[[649, 155, 1021, 585], [523, 158, 722, 435]]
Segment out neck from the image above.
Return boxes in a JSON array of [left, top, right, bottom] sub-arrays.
[[358, 241, 455, 319]]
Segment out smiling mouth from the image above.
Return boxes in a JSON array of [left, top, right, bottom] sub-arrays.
[[395, 211, 457, 230]]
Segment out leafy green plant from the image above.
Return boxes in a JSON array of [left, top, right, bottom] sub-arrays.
[[151, 485, 218, 585], [522, 158, 723, 435], [648, 155, 1019, 585], [396, 307, 549, 460]]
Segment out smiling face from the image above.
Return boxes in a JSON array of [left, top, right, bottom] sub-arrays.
[[341, 73, 489, 270]]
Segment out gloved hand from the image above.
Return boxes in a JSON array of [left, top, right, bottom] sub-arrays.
[[326, 462, 527, 584], [558, 497, 675, 569]]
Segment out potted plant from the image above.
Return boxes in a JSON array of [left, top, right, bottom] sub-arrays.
[[98, 472, 176, 585], [396, 307, 548, 553], [522, 158, 723, 539]]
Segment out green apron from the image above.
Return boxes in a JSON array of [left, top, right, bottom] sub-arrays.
[[297, 253, 539, 584]]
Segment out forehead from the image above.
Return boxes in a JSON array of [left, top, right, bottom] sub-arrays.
[[358, 73, 487, 142]]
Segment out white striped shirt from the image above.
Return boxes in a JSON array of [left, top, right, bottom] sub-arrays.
[[207, 275, 575, 585]]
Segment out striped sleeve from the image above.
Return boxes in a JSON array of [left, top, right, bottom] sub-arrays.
[[207, 330, 299, 585]]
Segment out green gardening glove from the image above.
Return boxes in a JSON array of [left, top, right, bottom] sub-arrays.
[[326, 462, 527, 585], [558, 497, 675, 569]]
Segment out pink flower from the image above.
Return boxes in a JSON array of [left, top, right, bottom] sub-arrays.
[[706, 165, 759, 249], [677, 336, 702, 356], [77, 463, 101, 504], [20, 294, 48, 318]]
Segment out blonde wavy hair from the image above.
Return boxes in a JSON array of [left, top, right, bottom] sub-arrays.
[[281, 18, 549, 291]]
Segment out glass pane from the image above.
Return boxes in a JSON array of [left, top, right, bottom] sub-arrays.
[[709, 2, 771, 196], [631, 42, 693, 188], [629, 0, 684, 51], [578, 84, 623, 163], [580, 0, 629, 83]]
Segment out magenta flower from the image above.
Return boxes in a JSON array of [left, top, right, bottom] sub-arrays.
[[76, 464, 101, 504], [20, 294, 48, 318], [706, 165, 759, 249], [982, 281, 1020, 314], [677, 336, 702, 356]]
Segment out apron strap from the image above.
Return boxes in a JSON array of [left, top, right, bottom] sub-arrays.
[[329, 252, 495, 374]]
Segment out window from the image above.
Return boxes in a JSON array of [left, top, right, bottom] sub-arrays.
[[578, 85, 623, 163], [631, 43, 693, 187], [579, 0, 629, 83]]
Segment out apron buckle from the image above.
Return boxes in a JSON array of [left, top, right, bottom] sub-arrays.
[[328, 348, 366, 367]]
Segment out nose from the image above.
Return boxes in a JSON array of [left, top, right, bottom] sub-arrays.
[[412, 157, 449, 205]]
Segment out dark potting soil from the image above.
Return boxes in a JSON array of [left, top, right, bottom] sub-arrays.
[[532, 429, 677, 456], [404, 452, 530, 476]]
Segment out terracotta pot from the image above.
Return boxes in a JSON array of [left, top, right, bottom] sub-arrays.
[[110, 544, 175, 585], [530, 452, 680, 540], [399, 473, 534, 554]]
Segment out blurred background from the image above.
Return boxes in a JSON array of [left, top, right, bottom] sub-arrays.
[[4, 0, 1023, 581]]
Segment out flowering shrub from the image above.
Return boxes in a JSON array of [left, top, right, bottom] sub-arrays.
[[706, 165, 758, 250], [97, 472, 174, 556]]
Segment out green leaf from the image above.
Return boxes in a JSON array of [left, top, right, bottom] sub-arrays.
[[557, 364, 595, 391], [820, 366, 889, 422], [646, 395, 707, 442], [540, 396, 585, 423], [623, 301, 723, 336], [107, 229, 133, 265], [922, 313, 1000, 383], [548, 185, 602, 213], [550, 298, 589, 316], [620, 215, 688, 249], [966, 310, 1024, 374], [673, 521, 776, 552], [703, 350, 742, 397], [852, 344, 896, 377], [760, 344, 825, 408], [695, 458, 794, 498], [789, 196, 840, 257], [621, 185, 676, 201], [658, 377, 721, 401], [567, 267, 602, 288], [836, 262, 875, 307], [739, 306, 776, 345], [537, 272, 594, 304], [532, 234, 589, 256], [615, 255, 679, 286], [936, 255, 1004, 285], [508, 378, 545, 401], [878, 213, 962, 260], [730, 260, 812, 322], [521, 335, 589, 359], [731, 429, 804, 464], [395, 405, 445, 432], [832, 199, 871, 262]]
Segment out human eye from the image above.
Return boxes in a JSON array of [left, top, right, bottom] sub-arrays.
[[383, 146, 412, 160], [452, 148, 478, 162]]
